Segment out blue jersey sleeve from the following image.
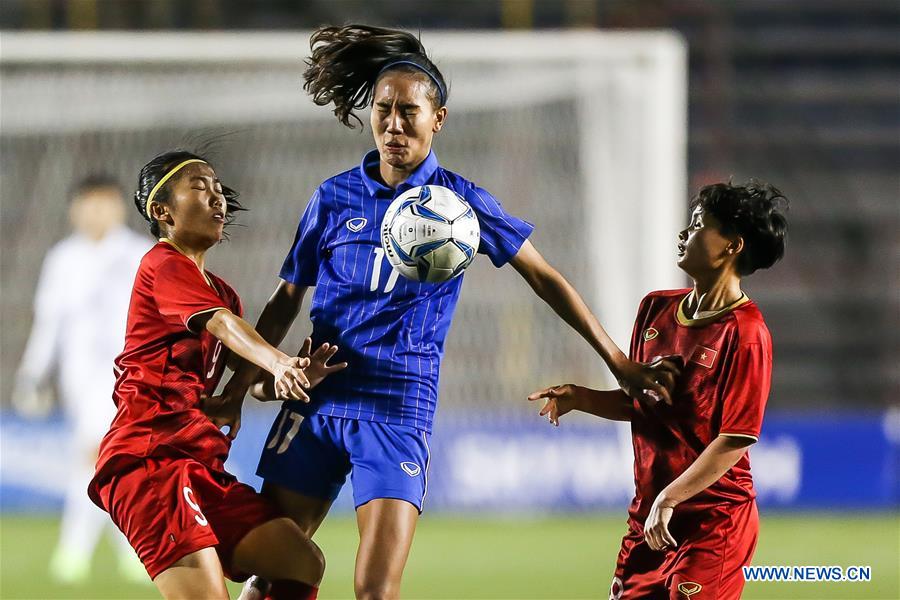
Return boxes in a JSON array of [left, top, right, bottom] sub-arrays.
[[280, 188, 326, 286], [464, 184, 534, 267]]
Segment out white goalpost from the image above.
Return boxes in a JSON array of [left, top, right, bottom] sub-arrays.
[[1, 30, 687, 406]]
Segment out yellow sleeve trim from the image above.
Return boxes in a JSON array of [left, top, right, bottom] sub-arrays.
[[720, 432, 759, 442], [185, 306, 229, 333]]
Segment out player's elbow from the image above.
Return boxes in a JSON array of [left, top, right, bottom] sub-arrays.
[[203, 308, 235, 337], [525, 262, 564, 300], [510, 242, 556, 294]]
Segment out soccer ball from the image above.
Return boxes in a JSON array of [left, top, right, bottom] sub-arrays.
[[381, 185, 481, 283]]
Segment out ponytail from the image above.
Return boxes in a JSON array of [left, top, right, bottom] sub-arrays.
[[303, 24, 448, 128]]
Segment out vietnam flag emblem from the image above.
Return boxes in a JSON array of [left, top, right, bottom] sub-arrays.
[[690, 345, 718, 368]]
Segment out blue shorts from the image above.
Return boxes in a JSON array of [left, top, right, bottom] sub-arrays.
[[257, 408, 431, 512]]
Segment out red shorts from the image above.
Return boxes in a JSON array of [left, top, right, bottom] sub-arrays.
[[90, 456, 281, 580], [610, 500, 759, 600]]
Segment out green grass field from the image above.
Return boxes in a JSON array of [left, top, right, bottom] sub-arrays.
[[1, 513, 897, 599]]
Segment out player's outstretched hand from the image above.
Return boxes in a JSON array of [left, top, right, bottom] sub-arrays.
[[527, 384, 582, 426], [201, 392, 243, 440], [272, 355, 311, 402], [644, 493, 678, 551], [616, 355, 682, 405], [298, 337, 348, 389]]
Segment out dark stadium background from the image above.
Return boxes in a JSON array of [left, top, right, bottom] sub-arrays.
[[1, 2, 897, 599]]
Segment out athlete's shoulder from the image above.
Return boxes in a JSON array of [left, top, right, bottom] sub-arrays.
[[141, 241, 181, 268], [319, 166, 363, 197], [435, 165, 471, 185], [127, 244, 172, 297], [731, 299, 771, 347], [309, 167, 362, 214], [431, 166, 481, 196], [645, 288, 691, 301], [633, 289, 688, 324], [206, 270, 238, 298], [640, 288, 690, 309], [140, 243, 205, 283]]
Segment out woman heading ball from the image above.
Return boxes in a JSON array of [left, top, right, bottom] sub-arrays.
[[211, 25, 679, 599], [88, 151, 346, 599]]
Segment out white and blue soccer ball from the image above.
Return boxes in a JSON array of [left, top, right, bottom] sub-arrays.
[[381, 185, 480, 283]]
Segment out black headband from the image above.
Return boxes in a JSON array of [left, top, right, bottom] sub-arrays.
[[376, 58, 446, 106]]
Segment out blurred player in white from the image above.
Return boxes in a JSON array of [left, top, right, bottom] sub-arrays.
[[13, 175, 152, 584]]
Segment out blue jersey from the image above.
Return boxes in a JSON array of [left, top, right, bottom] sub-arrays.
[[280, 150, 533, 433]]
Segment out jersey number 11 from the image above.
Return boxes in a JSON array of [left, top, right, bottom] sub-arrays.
[[370, 248, 400, 293]]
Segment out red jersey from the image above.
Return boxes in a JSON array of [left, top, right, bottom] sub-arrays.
[[91, 242, 241, 489], [627, 289, 772, 524]]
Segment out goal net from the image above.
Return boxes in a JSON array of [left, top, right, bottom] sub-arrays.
[[1, 30, 686, 424]]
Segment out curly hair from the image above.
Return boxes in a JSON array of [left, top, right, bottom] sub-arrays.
[[133, 150, 244, 239], [303, 24, 448, 128], [691, 180, 789, 276]]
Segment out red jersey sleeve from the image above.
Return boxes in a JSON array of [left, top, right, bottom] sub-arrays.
[[153, 256, 230, 333], [717, 342, 771, 441], [231, 288, 243, 319], [629, 294, 654, 360]]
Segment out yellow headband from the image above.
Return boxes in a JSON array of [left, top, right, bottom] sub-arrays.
[[144, 158, 207, 218]]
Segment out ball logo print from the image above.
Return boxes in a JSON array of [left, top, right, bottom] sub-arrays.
[[381, 185, 480, 283], [346, 217, 368, 232], [643, 327, 659, 341], [400, 462, 421, 477]]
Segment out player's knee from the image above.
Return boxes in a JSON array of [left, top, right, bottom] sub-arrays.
[[283, 534, 325, 584], [307, 540, 326, 582], [354, 574, 399, 600], [154, 569, 229, 600], [273, 535, 325, 585]]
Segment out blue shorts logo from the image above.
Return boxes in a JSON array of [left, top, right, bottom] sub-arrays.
[[400, 462, 421, 477]]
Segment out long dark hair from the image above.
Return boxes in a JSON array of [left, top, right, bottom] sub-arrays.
[[692, 180, 789, 276], [303, 24, 448, 128], [134, 150, 244, 238]]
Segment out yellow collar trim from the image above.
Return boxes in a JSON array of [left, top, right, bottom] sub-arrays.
[[145, 158, 207, 217], [676, 292, 749, 327], [159, 237, 213, 288]]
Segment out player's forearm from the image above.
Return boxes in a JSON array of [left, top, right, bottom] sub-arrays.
[[227, 281, 307, 390], [256, 281, 307, 346], [574, 387, 633, 421], [249, 375, 276, 401], [656, 435, 753, 508], [206, 310, 291, 377], [531, 268, 628, 372]]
